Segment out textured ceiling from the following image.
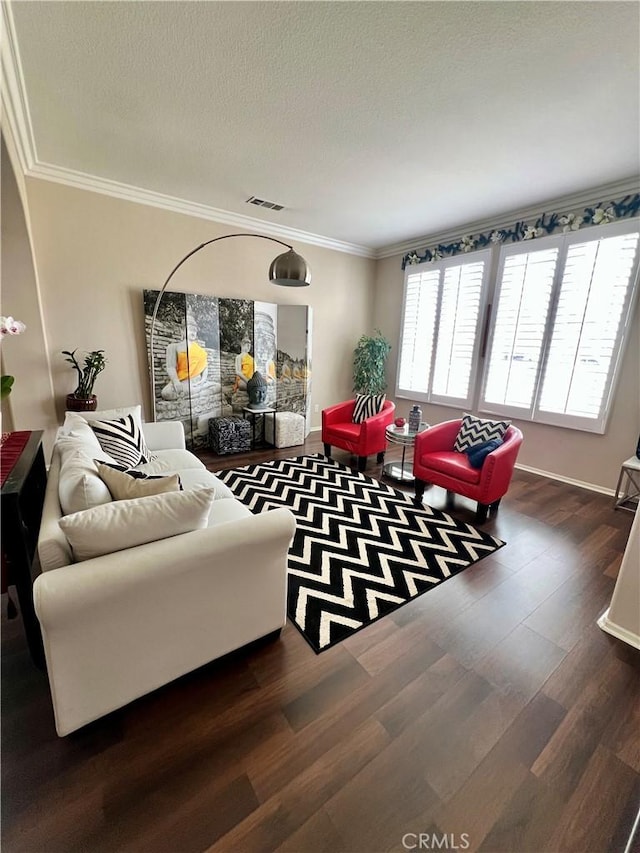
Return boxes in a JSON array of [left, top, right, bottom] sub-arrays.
[[8, 1, 640, 251]]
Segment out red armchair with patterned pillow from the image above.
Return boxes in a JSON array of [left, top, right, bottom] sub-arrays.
[[322, 399, 396, 472], [413, 418, 523, 522]]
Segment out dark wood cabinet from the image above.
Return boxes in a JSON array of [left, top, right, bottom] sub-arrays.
[[1, 430, 46, 667]]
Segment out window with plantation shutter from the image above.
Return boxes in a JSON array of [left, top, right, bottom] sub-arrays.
[[397, 267, 439, 395], [396, 251, 490, 408], [535, 227, 640, 431], [480, 240, 560, 415], [479, 220, 640, 432]]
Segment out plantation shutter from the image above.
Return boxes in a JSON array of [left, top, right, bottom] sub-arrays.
[[536, 226, 640, 431], [396, 251, 489, 405], [397, 268, 440, 396], [431, 259, 487, 405], [480, 240, 560, 416]]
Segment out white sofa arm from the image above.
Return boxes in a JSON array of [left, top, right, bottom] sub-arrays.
[[34, 507, 296, 735], [142, 420, 186, 451]]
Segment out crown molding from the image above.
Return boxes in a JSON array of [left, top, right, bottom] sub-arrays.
[[26, 160, 376, 259], [2, 0, 374, 259], [1, 1, 36, 173], [5, 0, 636, 265], [376, 177, 640, 260]]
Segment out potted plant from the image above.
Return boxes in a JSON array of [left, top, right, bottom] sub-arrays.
[[353, 330, 391, 395], [1, 315, 27, 400], [63, 349, 107, 412]]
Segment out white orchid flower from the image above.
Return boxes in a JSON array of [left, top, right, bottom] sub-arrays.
[[407, 252, 420, 265], [430, 248, 443, 262], [459, 236, 475, 252], [0, 316, 26, 337], [490, 230, 503, 243]]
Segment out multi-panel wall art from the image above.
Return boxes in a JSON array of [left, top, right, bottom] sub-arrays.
[[143, 290, 312, 449]]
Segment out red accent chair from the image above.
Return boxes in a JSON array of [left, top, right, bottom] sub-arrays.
[[413, 419, 523, 523], [322, 399, 396, 472]]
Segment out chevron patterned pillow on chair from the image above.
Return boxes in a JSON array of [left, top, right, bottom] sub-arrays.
[[454, 412, 511, 452]]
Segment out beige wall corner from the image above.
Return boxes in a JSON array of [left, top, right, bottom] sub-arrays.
[[1, 136, 58, 457]]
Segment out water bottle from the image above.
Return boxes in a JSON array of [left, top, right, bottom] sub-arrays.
[[408, 404, 422, 433]]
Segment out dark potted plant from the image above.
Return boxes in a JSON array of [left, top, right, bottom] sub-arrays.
[[353, 330, 391, 395], [63, 349, 107, 412]]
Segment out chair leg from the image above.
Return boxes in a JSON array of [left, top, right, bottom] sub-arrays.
[[415, 479, 426, 502], [445, 490, 455, 509], [357, 456, 367, 472], [490, 498, 502, 512], [376, 451, 385, 464], [323, 443, 332, 458], [476, 503, 489, 524]]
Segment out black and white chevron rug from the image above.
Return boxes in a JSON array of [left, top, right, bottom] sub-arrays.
[[218, 454, 505, 653]]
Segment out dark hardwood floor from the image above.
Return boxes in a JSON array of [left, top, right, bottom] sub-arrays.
[[2, 434, 639, 853]]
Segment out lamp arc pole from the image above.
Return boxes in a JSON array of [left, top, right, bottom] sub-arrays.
[[148, 232, 311, 421]]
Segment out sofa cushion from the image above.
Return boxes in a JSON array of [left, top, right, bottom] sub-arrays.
[[60, 488, 216, 562], [178, 469, 235, 500], [133, 450, 206, 475], [58, 451, 113, 515], [89, 414, 150, 468], [67, 404, 144, 429], [453, 413, 511, 452], [417, 450, 481, 484], [96, 463, 182, 501], [207, 497, 252, 527], [325, 422, 362, 442]]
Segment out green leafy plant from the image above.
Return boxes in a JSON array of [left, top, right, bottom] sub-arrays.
[[353, 330, 391, 395], [1, 375, 15, 400], [63, 349, 107, 399]]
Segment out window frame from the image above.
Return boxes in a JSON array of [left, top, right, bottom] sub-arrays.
[[395, 248, 492, 410], [478, 219, 640, 433]]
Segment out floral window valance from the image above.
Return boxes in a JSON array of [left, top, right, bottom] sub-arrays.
[[401, 192, 640, 269]]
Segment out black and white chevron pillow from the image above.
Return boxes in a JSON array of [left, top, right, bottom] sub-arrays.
[[89, 414, 150, 468], [352, 393, 386, 424], [454, 412, 511, 452]]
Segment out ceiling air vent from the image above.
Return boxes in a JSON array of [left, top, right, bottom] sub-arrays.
[[246, 196, 285, 212]]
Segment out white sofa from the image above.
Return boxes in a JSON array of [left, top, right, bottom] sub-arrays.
[[35, 412, 295, 736]]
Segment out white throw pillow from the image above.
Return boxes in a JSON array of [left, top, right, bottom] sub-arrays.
[[96, 462, 182, 501], [59, 413, 115, 461], [58, 451, 112, 515], [60, 487, 216, 562]]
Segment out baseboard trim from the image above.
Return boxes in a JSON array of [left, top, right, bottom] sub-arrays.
[[305, 441, 617, 495], [514, 463, 614, 497], [597, 609, 640, 650]]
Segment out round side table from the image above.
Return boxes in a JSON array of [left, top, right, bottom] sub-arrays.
[[383, 422, 429, 483]]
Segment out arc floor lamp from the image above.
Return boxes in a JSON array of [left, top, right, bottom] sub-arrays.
[[149, 233, 311, 419]]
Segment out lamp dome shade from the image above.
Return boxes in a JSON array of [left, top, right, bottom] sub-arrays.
[[269, 249, 311, 287]]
